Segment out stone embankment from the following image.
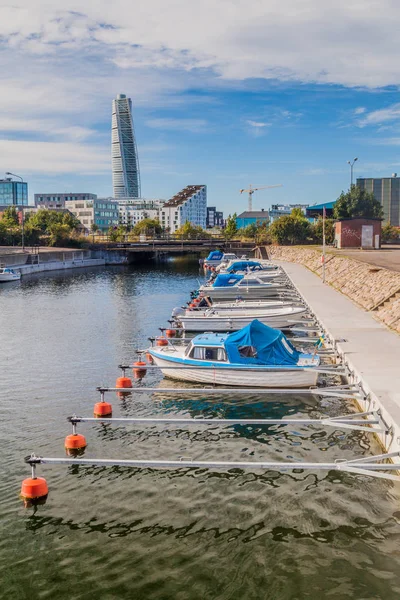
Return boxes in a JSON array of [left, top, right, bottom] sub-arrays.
[[266, 246, 400, 333]]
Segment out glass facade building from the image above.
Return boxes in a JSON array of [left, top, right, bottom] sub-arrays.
[[357, 177, 400, 225], [0, 179, 28, 206], [112, 94, 141, 199]]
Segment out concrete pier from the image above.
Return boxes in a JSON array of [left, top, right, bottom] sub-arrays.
[[279, 260, 400, 454]]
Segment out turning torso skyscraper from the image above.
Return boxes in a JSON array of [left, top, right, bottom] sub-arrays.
[[112, 94, 141, 198]]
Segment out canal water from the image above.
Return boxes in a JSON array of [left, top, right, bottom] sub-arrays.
[[1, 258, 400, 600]]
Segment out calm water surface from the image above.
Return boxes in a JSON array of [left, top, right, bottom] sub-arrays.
[[1, 258, 400, 600]]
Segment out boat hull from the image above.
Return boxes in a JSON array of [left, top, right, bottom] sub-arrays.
[[200, 285, 290, 300], [149, 353, 319, 388], [177, 311, 307, 331], [0, 273, 20, 282]]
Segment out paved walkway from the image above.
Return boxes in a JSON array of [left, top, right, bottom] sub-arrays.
[[279, 261, 400, 436], [329, 245, 400, 272]]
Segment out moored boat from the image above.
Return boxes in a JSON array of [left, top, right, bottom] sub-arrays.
[[204, 251, 238, 268], [148, 320, 320, 388], [200, 273, 291, 300], [174, 305, 308, 331], [0, 268, 21, 282]]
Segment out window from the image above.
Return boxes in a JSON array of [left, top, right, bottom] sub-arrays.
[[238, 346, 258, 358], [189, 346, 227, 361]]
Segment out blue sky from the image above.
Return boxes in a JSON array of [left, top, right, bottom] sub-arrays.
[[2, 1, 400, 215]]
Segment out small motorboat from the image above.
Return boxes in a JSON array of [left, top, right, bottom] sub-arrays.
[[148, 320, 320, 388], [199, 273, 291, 300], [172, 298, 299, 318], [0, 267, 21, 282], [204, 251, 238, 268], [174, 305, 309, 331], [220, 260, 280, 274]]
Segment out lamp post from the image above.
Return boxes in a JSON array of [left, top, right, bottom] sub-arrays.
[[347, 158, 358, 188], [6, 172, 25, 250]]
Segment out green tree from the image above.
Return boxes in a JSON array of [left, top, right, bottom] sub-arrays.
[[269, 209, 312, 245], [174, 221, 210, 239], [133, 218, 162, 236], [312, 217, 335, 244], [108, 225, 127, 242], [381, 223, 399, 242], [224, 213, 238, 240], [334, 187, 383, 220]]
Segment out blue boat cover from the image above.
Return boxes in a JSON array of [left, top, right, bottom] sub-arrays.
[[213, 273, 243, 287], [226, 260, 261, 272], [206, 250, 223, 260], [224, 320, 300, 365]]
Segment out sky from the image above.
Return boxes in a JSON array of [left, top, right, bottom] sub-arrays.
[[2, 1, 400, 214]]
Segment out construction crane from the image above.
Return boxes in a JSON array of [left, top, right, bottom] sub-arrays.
[[240, 184, 283, 212]]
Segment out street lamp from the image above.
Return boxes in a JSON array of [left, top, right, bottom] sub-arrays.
[[347, 158, 358, 188], [6, 172, 25, 250]]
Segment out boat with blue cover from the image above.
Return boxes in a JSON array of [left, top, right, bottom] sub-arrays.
[[0, 267, 21, 282], [200, 273, 290, 300], [204, 251, 238, 268], [148, 320, 320, 388]]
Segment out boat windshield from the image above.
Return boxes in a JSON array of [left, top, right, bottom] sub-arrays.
[[189, 346, 227, 361]]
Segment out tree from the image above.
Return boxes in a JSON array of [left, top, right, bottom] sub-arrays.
[[133, 218, 162, 236], [108, 225, 127, 242], [312, 217, 335, 244], [269, 209, 312, 245], [381, 223, 399, 243], [174, 221, 210, 239], [224, 213, 238, 240], [334, 187, 383, 220]]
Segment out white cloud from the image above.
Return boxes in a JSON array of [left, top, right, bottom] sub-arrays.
[[357, 103, 400, 127], [0, 139, 109, 174], [145, 118, 208, 132], [0, 118, 94, 141], [246, 120, 270, 128], [354, 107, 366, 115]]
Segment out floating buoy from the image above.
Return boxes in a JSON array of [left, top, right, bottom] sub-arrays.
[[133, 361, 147, 379], [116, 376, 133, 388], [20, 477, 48, 502], [165, 329, 176, 338], [146, 352, 154, 364], [156, 337, 168, 347], [192, 298, 200, 305], [65, 433, 87, 452], [94, 401, 113, 417]]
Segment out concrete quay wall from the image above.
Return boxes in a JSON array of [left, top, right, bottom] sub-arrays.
[[15, 257, 106, 275], [267, 246, 400, 333]]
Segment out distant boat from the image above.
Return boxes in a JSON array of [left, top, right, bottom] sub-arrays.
[[174, 305, 308, 331], [148, 320, 320, 388], [200, 273, 290, 299], [204, 251, 238, 268], [0, 268, 21, 282]]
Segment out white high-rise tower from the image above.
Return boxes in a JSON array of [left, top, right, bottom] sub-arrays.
[[112, 94, 141, 198]]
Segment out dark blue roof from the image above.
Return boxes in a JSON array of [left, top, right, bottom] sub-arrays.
[[308, 201, 335, 210]]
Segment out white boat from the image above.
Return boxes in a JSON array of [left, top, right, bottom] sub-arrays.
[[148, 320, 320, 388], [200, 273, 291, 300], [0, 268, 21, 282], [204, 251, 238, 268], [174, 305, 308, 331], [172, 298, 300, 318], [217, 260, 280, 274]]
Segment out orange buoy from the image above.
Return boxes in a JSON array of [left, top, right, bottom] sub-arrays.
[[94, 401, 112, 417], [165, 329, 176, 338], [133, 361, 147, 379], [192, 298, 200, 305], [116, 376, 132, 389], [156, 337, 168, 347], [146, 352, 154, 364], [20, 477, 48, 501], [65, 433, 87, 451]]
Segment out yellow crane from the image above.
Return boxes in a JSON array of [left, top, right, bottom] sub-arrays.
[[240, 184, 283, 212]]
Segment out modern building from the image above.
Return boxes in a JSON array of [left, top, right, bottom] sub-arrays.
[[356, 175, 400, 225], [236, 210, 269, 229], [0, 178, 28, 207], [118, 198, 165, 228], [160, 185, 207, 234], [34, 193, 97, 208], [206, 206, 224, 228], [268, 204, 308, 223], [65, 198, 119, 233], [112, 94, 141, 199]]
